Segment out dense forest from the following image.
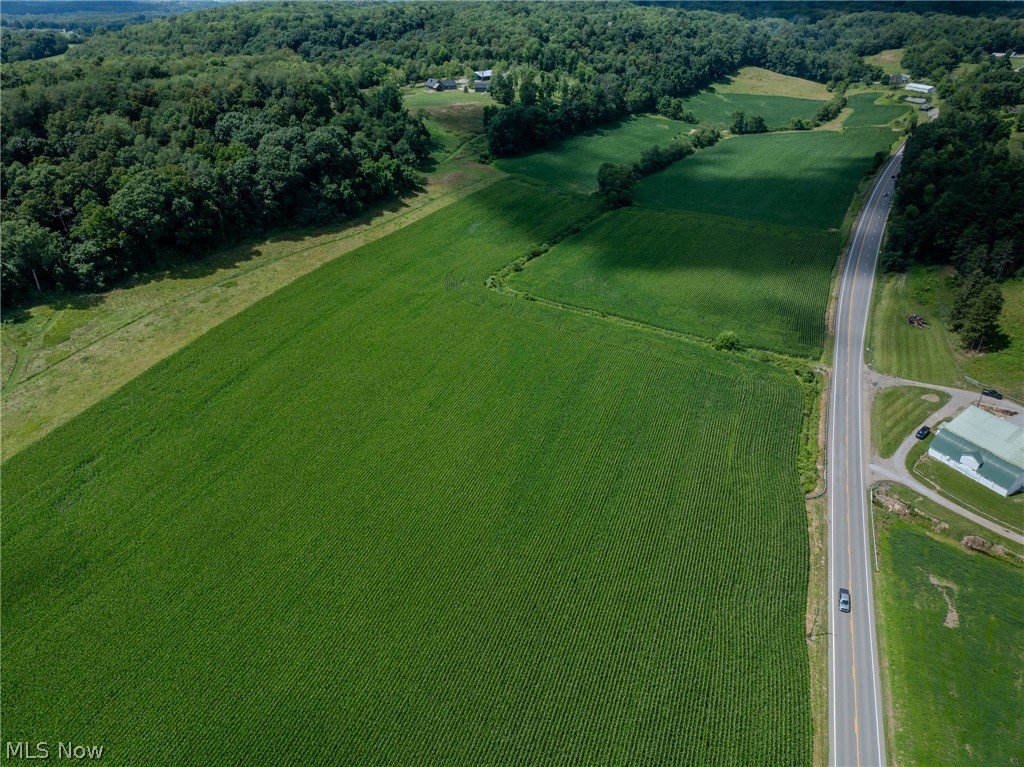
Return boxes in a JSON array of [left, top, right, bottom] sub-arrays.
[[2, 1, 1023, 305]]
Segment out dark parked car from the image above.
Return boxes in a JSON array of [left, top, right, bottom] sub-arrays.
[[839, 588, 851, 613], [915, 425, 931, 440], [981, 388, 1003, 400]]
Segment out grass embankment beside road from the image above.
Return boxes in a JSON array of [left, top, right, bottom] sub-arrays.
[[872, 490, 1024, 767], [3, 179, 815, 766], [868, 266, 1024, 401], [871, 385, 949, 458]]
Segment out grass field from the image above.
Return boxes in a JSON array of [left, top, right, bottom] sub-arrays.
[[913, 456, 1024, 535], [714, 66, 832, 100], [871, 385, 950, 458], [680, 91, 824, 131], [633, 128, 898, 229], [496, 114, 690, 193], [865, 49, 905, 75], [876, 522, 1024, 767], [843, 93, 912, 128], [869, 267, 1024, 401], [511, 207, 839, 357], [3, 179, 814, 766]]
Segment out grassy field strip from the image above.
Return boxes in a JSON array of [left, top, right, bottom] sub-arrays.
[[843, 93, 912, 128], [868, 268, 1024, 401], [875, 521, 1024, 766], [871, 385, 950, 458], [0, 162, 502, 461], [4, 180, 814, 764], [509, 207, 839, 357], [633, 128, 900, 229]]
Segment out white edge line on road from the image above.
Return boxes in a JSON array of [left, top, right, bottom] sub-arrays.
[[828, 146, 902, 767]]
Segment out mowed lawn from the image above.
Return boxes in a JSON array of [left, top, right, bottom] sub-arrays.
[[633, 128, 898, 229], [877, 524, 1024, 767], [681, 91, 823, 130], [3, 180, 813, 766], [496, 114, 690, 193], [513, 207, 839, 357], [871, 385, 949, 458], [870, 267, 1024, 401]]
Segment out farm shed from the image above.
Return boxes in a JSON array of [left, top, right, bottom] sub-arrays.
[[928, 406, 1024, 496], [905, 83, 936, 95], [474, 80, 491, 92], [425, 78, 442, 91]]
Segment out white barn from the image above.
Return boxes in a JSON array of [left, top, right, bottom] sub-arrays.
[[905, 83, 936, 95], [928, 406, 1024, 497]]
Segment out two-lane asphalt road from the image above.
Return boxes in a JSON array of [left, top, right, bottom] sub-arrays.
[[828, 147, 904, 767]]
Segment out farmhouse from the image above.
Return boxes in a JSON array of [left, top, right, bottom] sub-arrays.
[[905, 83, 936, 94], [928, 406, 1024, 496], [473, 69, 493, 79], [889, 73, 910, 86]]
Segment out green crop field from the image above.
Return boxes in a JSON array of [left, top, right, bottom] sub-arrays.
[[633, 128, 898, 229], [3, 180, 813, 766], [871, 385, 949, 458], [496, 114, 690, 193], [681, 91, 823, 130], [876, 523, 1024, 767], [869, 267, 1024, 401], [511, 207, 839, 357], [843, 93, 912, 128]]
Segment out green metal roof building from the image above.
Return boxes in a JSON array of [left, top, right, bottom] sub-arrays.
[[928, 406, 1024, 497]]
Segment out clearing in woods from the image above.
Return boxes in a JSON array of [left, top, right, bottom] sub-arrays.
[[3, 179, 814, 766], [714, 66, 833, 100]]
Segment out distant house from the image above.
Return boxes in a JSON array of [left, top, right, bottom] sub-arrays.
[[928, 406, 1024, 496], [473, 69, 493, 80], [889, 73, 910, 86], [905, 83, 936, 95], [425, 78, 458, 92], [473, 80, 491, 93]]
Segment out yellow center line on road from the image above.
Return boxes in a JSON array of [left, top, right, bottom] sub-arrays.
[[843, 199, 874, 767]]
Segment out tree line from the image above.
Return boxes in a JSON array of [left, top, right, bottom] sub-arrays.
[[2, 1, 1021, 305], [885, 57, 1023, 351]]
